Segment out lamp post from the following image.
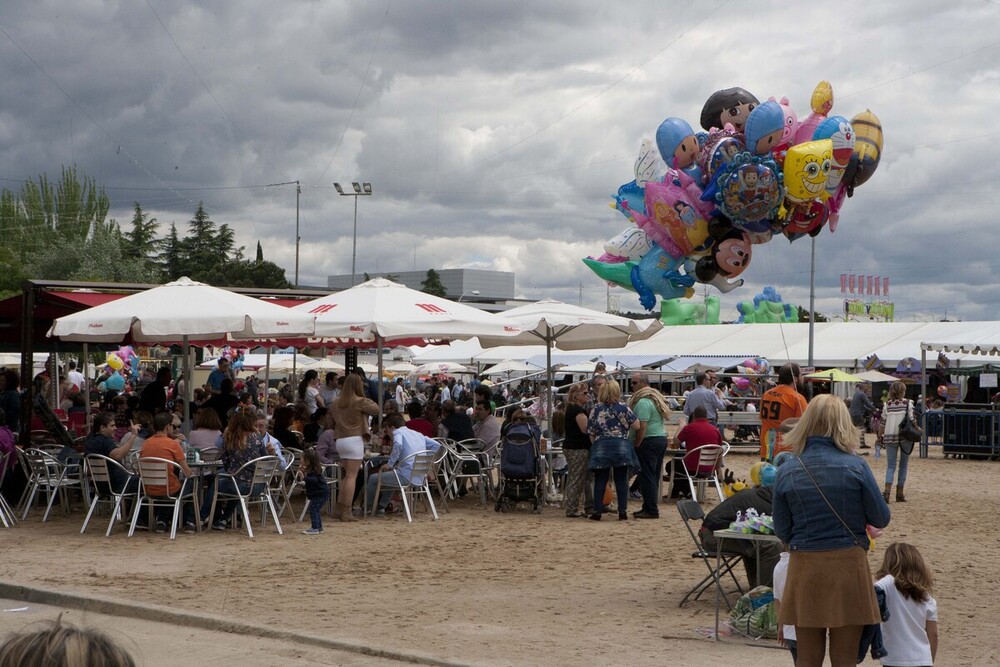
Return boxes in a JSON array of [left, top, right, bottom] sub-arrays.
[[334, 181, 373, 286], [458, 289, 480, 302]]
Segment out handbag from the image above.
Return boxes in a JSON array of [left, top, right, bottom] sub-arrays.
[[897, 401, 921, 455]]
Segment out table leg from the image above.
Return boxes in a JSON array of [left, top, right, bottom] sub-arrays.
[[714, 539, 721, 641]]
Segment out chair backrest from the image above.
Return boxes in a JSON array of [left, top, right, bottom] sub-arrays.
[[24, 448, 62, 481], [85, 454, 112, 485], [199, 446, 222, 463], [683, 444, 724, 477], [137, 456, 182, 498], [676, 499, 708, 547], [405, 450, 437, 486], [85, 453, 132, 490], [241, 456, 279, 487]]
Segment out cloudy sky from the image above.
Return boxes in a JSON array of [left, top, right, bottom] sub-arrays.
[[1, 1, 998, 322]]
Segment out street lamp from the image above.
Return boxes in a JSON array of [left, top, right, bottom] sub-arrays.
[[334, 181, 373, 286], [458, 289, 480, 302]]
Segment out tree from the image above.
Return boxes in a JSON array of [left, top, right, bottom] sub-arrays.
[[202, 259, 290, 289], [122, 203, 160, 258], [71, 220, 160, 284], [797, 305, 828, 323], [255, 240, 263, 262], [420, 269, 447, 298], [161, 223, 183, 281]]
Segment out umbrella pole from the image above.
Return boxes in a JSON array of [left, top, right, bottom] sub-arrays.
[[183, 336, 192, 437], [546, 326, 553, 439], [376, 334, 385, 431], [264, 347, 272, 417], [82, 343, 91, 434]]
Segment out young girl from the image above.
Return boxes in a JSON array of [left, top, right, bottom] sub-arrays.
[[875, 542, 938, 666], [300, 447, 329, 535]]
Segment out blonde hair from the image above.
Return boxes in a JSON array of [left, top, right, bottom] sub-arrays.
[[875, 542, 933, 603], [888, 381, 906, 401], [0, 617, 135, 667], [597, 380, 621, 404], [782, 394, 857, 455], [338, 374, 366, 407]]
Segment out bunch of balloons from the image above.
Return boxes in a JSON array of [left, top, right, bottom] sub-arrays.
[[584, 82, 883, 311], [104, 346, 138, 377], [218, 345, 248, 371]]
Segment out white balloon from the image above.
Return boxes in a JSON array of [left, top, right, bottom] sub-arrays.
[[634, 138, 666, 185], [604, 227, 653, 260]]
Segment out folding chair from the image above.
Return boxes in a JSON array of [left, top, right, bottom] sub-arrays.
[[371, 450, 439, 522], [20, 448, 84, 521], [81, 454, 138, 536], [211, 456, 283, 538], [129, 456, 199, 540], [680, 443, 729, 503], [676, 499, 744, 610]]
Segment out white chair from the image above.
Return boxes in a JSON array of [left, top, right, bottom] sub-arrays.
[[426, 445, 451, 513], [297, 461, 340, 522], [680, 443, 730, 503], [371, 449, 439, 522], [20, 448, 84, 521], [211, 456, 283, 538], [81, 454, 139, 536], [129, 456, 199, 540], [270, 448, 297, 521]]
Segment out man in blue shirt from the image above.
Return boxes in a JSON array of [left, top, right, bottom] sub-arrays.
[[206, 358, 232, 396], [684, 372, 726, 425], [364, 413, 440, 516]]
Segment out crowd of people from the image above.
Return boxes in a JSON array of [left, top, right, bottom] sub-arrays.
[[0, 353, 944, 665]]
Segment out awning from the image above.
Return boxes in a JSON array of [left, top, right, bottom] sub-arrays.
[[657, 355, 755, 374]]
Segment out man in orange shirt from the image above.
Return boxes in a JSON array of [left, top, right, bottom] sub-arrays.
[[759, 363, 807, 462], [139, 412, 195, 530]]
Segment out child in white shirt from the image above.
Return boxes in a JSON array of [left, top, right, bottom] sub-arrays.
[[875, 542, 938, 666], [772, 549, 797, 664]]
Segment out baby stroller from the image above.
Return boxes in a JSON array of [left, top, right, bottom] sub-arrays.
[[494, 421, 544, 513]]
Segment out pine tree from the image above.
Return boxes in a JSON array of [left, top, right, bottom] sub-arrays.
[[162, 223, 183, 281], [255, 240, 263, 262], [420, 269, 447, 298]]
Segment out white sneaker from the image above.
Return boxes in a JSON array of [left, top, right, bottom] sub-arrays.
[[302, 528, 321, 535]]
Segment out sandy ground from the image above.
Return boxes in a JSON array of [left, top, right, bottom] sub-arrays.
[[1, 448, 997, 667]]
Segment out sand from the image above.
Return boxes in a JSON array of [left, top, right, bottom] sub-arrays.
[[1, 449, 996, 666]]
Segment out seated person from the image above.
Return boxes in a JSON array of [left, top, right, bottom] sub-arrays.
[[271, 406, 300, 451], [472, 401, 502, 454], [139, 412, 196, 530], [440, 399, 475, 442], [188, 407, 223, 455], [698, 481, 781, 587], [256, 411, 288, 469], [668, 405, 723, 498], [84, 412, 141, 494], [315, 410, 339, 464], [404, 401, 434, 438], [364, 414, 441, 516], [207, 410, 271, 530], [303, 407, 326, 444]]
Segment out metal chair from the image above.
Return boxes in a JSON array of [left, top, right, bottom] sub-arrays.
[[297, 461, 339, 522], [211, 456, 283, 538], [20, 448, 84, 521], [371, 449, 439, 522], [680, 443, 729, 503], [439, 438, 490, 503], [81, 454, 138, 536], [426, 445, 451, 513], [676, 499, 745, 610], [270, 448, 298, 521], [128, 456, 199, 540]]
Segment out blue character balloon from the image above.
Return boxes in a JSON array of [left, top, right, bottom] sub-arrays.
[[655, 117, 703, 183], [743, 100, 786, 156]]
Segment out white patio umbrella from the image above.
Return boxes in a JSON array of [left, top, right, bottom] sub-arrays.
[[267, 355, 319, 372], [478, 298, 663, 434], [414, 361, 474, 376], [384, 361, 419, 374], [313, 358, 346, 373], [291, 278, 522, 424], [47, 277, 316, 430], [483, 359, 544, 376]]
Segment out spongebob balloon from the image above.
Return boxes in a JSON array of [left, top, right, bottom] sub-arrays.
[[782, 139, 833, 204]]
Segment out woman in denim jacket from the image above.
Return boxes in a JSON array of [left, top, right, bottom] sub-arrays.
[[772, 395, 890, 667]]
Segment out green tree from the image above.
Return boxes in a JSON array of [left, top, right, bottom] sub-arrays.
[[71, 220, 160, 284], [122, 203, 160, 259], [797, 305, 828, 323], [203, 259, 290, 289], [161, 223, 183, 281], [19, 165, 110, 244], [255, 240, 263, 262], [421, 269, 447, 298]]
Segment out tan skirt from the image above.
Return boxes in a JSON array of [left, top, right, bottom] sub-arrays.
[[777, 547, 879, 628]]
